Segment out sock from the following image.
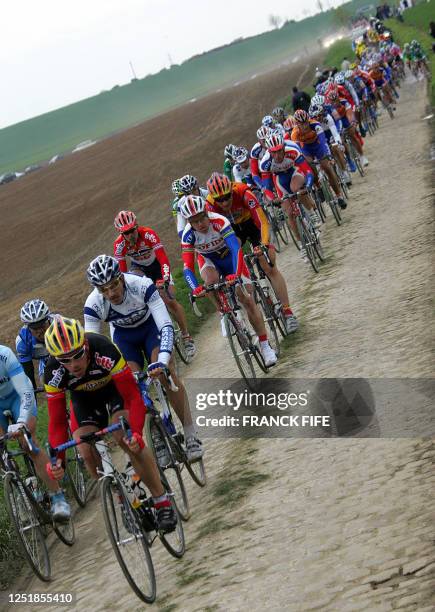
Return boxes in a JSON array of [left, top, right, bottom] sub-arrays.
[[153, 494, 169, 506], [259, 334, 267, 343]]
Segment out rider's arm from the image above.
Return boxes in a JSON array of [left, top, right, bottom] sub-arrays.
[[83, 291, 104, 333], [46, 389, 69, 461], [181, 229, 199, 290], [222, 225, 245, 276], [110, 357, 146, 436], [326, 113, 342, 144], [346, 81, 360, 106], [141, 280, 174, 366], [223, 158, 233, 180], [113, 238, 128, 273], [147, 228, 171, 280], [6, 349, 35, 424], [15, 331, 37, 389]]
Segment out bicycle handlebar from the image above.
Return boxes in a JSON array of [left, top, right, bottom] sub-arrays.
[[134, 368, 179, 393], [50, 421, 124, 455]]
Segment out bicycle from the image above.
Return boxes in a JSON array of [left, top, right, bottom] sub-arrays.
[[52, 418, 185, 604], [313, 166, 342, 227], [343, 128, 364, 178], [156, 282, 194, 367], [286, 192, 325, 273], [0, 423, 75, 582], [135, 370, 206, 522], [244, 246, 288, 340], [261, 196, 289, 253]]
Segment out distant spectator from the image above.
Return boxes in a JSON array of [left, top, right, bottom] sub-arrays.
[[341, 57, 351, 71], [291, 86, 311, 112], [430, 21, 435, 39]]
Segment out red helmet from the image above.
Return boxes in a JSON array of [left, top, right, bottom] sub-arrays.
[[114, 210, 137, 233], [207, 173, 232, 199], [293, 109, 309, 124], [283, 116, 297, 131]]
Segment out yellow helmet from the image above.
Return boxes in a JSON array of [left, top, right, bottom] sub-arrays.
[[45, 315, 85, 357]]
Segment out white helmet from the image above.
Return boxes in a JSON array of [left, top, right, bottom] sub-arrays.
[[179, 195, 206, 219], [265, 131, 284, 151], [234, 147, 249, 164], [179, 174, 198, 194], [86, 255, 122, 287], [224, 144, 237, 160], [20, 299, 50, 324], [334, 72, 346, 85], [311, 94, 325, 107], [261, 115, 275, 127], [256, 126, 270, 141]]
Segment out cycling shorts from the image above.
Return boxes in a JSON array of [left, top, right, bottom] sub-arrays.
[[199, 252, 251, 284], [70, 384, 124, 431], [130, 259, 174, 285], [0, 391, 37, 431], [274, 170, 306, 198], [233, 219, 261, 247], [374, 79, 386, 88], [113, 317, 161, 370], [300, 140, 331, 161], [340, 116, 351, 130]]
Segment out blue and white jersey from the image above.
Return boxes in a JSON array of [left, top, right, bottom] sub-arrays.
[[250, 141, 267, 161], [259, 142, 305, 175], [16, 325, 50, 378], [317, 112, 342, 144], [0, 345, 35, 423], [84, 273, 173, 331]]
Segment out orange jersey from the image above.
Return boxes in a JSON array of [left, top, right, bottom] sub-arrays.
[[206, 182, 269, 244], [291, 120, 323, 145]]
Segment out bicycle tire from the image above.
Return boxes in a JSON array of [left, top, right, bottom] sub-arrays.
[[158, 493, 186, 559], [145, 415, 190, 521], [224, 313, 258, 389], [329, 200, 342, 226], [173, 324, 191, 365], [53, 512, 75, 546], [347, 140, 364, 177], [285, 214, 302, 250], [65, 444, 87, 507], [101, 476, 156, 604], [297, 217, 319, 273], [274, 206, 289, 246], [4, 473, 51, 582], [313, 189, 327, 223], [184, 455, 207, 487], [253, 282, 281, 358]]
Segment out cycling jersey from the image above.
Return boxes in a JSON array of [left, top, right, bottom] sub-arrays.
[[0, 345, 36, 429], [328, 99, 353, 129], [114, 226, 170, 279], [232, 163, 255, 187], [291, 121, 331, 160], [316, 113, 342, 145], [44, 333, 145, 457], [250, 141, 267, 190], [368, 67, 386, 86], [16, 323, 51, 382], [181, 212, 245, 289], [206, 182, 269, 244], [84, 273, 174, 366], [259, 142, 313, 199]]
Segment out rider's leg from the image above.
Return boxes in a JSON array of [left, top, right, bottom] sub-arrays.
[[25, 415, 61, 493], [320, 158, 343, 198]]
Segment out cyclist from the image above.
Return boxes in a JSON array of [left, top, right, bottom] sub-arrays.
[[43, 315, 176, 531], [0, 343, 70, 521], [259, 131, 321, 261], [223, 144, 238, 180], [367, 59, 395, 108], [250, 126, 270, 191], [232, 147, 256, 187], [170, 178, 184, 235], [113, 210, 195, 359], [180, 195, 278, 366], [325, 89, 369, 167], [84, 255, 203, 462], [16, 299, 52, 389], [262, 114, 285, 136], [291, 109, 347, 210], [272, 107, 287, 126], [308, 98, 352, 185], [206, 173, 299, 333], [172, 174, 209, 238]]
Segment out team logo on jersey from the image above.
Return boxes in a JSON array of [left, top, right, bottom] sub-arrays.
[[94, 352, 115, 370], [143, 232, 157, 244], [48, 366, 65, 388], [247, 199, 257, 209], [0, 376, 10, 385]]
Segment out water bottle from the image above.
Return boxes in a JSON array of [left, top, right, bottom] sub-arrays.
[[151, 428, 169, 467], [96, 441, 113, 476], [121, 463, 141, 509], [25, 476, 43, 503]]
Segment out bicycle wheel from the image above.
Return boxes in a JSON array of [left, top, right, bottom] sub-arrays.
[[347, 140, 364, 177], [4, 473, 51, 582], [285, 214, 302, 250], [297, 217, 319, 273], [329, 199, 342, 226], [158, 493, 186, 559], [53, 512, 75, 546], [173, 324, 191, 365], [312, 189, 327, 223], [224, 313, 258, 389], [386, 103, 394, 120], [184, 455, 207, 487], [65, 445, 87, 507], [274, 207, 289, 245], [145, 415, 190, 521], [101, 476, 156, 604], [261, 276, 288, 339], [254, 283, 280, 358]]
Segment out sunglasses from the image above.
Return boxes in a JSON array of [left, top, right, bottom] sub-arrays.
[[214, 194, 231, 203], [97, 277, 122, 294], [57, 346, 86, 364], [28, 319, 48, 331], [122, 228, 137, 237]]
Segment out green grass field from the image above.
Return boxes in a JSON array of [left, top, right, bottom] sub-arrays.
[[0, 0, 374, 175]]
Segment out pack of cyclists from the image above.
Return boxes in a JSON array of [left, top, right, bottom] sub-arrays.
[[0, 26, 422, 590]]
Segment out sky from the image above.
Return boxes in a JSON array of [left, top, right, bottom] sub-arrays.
[[1, 0, 346, 129]]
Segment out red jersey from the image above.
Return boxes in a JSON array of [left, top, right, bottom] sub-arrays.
[[113, 226, 170, 278]]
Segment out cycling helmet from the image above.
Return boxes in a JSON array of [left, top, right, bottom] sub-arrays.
[[272, 107, 285, 121], [234, 147, 249, 164], [86, 255, 122, 287], [256, 126, 270, 141], [265, 131, 284, 152], [283, 116, 296, 131], [224, 144, 237, 160], [311, 94, 325, 107], [293, 109, 309, 124], [261, 115, 275, 127], [171, 178, 183, 196], [179, 174, 198, 194], [45, 315, 85, 358], [114, 210, 137, 233], [207, 173, 232, 199], [179, 195, 206, 219], [334, 72, 346, 85], [20, 299, 50, 324]]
